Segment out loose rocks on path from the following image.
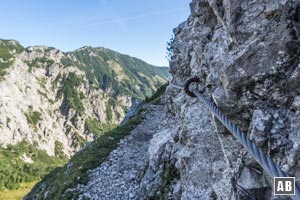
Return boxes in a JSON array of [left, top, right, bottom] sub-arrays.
[[77, 104, 166, 200]]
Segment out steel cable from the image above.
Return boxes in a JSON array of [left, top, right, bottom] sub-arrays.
[[169, 82, 184, 90], [169, 81, 300, 199], [193, 89, 300, 199]]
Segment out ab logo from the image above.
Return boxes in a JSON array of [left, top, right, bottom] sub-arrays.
[[274, 177, 295, 195]]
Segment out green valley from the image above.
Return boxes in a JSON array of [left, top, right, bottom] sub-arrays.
[[0, 38, 170, 198]]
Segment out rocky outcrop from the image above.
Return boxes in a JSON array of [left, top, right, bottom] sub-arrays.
[[139, 0, 300, 199], [0, 39, 169, 157]]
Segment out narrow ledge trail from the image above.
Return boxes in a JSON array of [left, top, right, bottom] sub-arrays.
[[77, 104, 166, 200]]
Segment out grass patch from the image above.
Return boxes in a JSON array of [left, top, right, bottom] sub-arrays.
[[56, 72, 85, 115], [0, 141, 66, 191], [26, 57, 54, 73], [1, 40, 24, 54], [0, 40, 16, 61], [54, 141, 67, 160], [36, 77, 46, 90], [85, 118, 115, 137], [72, 132, 87, 148], [6, 117, 11, 124], [52, 73, 62, 90], [37, 90, 55, 104], [25, 112, 143, 200], [0, 48, 13, 61], [0, 181, 37, 200], [60, 57, 77, 67], [0, 61, 13, 81], [105, 103, 113, 121], [0, 39, 24, 80], [105, 97, 118, 121], [24, 110, 42, 132], [145, 83, 168, 104]]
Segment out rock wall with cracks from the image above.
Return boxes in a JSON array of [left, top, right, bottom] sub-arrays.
[[139, 0, 300, 199]]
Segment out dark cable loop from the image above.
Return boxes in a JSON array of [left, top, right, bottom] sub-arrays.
[[184, 77, 201, 97]]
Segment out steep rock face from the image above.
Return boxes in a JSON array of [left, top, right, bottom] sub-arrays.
[[140, 0, 300, 199], [0, 39, 169, 157]]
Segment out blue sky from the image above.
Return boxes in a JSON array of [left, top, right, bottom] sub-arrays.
[[0, 0, 191, 66]]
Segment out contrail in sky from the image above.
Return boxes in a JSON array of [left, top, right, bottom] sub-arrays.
[[87, 7, 188, 27]]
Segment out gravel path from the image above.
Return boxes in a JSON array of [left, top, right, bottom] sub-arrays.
[[77, 104, 165, 200]]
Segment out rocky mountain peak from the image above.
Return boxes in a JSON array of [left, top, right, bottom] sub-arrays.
[[0, 39, 170, 155], [0, 38, 170, 193]]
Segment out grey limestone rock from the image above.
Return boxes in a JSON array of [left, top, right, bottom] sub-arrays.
[[149, 0, 300, 199]]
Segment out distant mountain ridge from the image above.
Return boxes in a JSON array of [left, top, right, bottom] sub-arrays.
[[0, 38, 170, 191]]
